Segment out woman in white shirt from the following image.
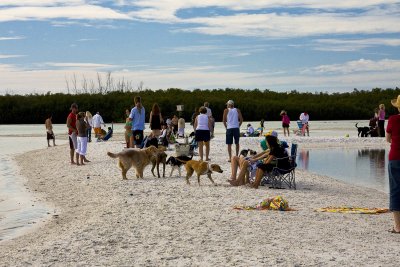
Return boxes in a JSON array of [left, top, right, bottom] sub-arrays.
[[194, 106, 212, 161]]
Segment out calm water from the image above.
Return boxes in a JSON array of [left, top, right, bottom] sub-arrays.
[[0, 120, 386, 241], [297, 148, 388, 193]]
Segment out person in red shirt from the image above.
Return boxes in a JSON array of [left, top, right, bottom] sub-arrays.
[[66, 103, 79, 164], [386, 95, 400, 233]]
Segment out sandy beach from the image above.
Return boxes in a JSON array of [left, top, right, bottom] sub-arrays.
[[1, 135, 399, 266]]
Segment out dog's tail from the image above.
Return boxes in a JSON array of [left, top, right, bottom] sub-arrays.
[[355, 123, 359, 129], [175, 158, 189, 164], [107, 151, 119, 158]]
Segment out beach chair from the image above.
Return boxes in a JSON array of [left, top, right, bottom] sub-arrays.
[[262, 143, 298, 189]]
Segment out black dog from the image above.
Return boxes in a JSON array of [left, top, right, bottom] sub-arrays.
[[239, 149, 257, 157], [166, 155, 193, 177], [355, 123, 370, 137]]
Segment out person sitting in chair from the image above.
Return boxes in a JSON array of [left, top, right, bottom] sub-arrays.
[[250, 134, 290, 189], [99, 126, 113, 141]]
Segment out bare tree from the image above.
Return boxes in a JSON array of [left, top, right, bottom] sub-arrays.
[[65, 75, 70, 94], [137, 81, 144, 91], [72, 73, 78, 94], [97, 72, 103, 94], [81, 74, 88, 94]]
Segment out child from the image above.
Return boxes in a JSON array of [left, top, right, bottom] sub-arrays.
[[280, 110, 291, 137], [76, 112, 90, 165]]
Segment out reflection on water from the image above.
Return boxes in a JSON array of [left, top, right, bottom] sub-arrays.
[[297, 148, 388, 193]]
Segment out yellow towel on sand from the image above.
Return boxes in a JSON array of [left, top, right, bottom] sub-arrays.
[[315, 207, 389, 214]]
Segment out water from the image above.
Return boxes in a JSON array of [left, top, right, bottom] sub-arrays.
[[297, 148, 388, 193]]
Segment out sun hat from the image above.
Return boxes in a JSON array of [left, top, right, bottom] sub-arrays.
[[391, 95, 400, 108], [226, 100, 234, 105], [264, 130, 278, 138], [280, 110, 286, 116]]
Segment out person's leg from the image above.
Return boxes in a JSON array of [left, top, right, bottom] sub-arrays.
[[69, 136, 76, 164], [394, 211, 400, 232], [233, 128, 240, 157], [226, 129, 233, 161], [229, 156, 240, 180], [47, 138, 50, 147], [287, 127, 290, 137], [198, 141, 204, 161], [389, 160, 400, 232], [250, 168, 265, 189], [227, 144, 232, 162], [205, 141, 210, 161], [53, 135, 56, 146], [306, 124, 310, 136], [235, 160, 250, 186]]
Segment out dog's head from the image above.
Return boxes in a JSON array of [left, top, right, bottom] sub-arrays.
[[166, 156, 175, 165], [240, 149, 257, 157], [145, 145, 159, 156], [210, 164, 223, 173]]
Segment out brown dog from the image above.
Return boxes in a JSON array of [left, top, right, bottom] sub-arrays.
[[151, 150, 167, 178], [107, 146, 158, 179], [179, 159, 223, 185]]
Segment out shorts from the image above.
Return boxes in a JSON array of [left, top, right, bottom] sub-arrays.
[[132, 130, 144, 145], [76, 136, 88, 156], [47, 131, 55, 140], [388, 160, 400, 211], [195, 129, 210, 142], [226, 128, 240, 145], [282, 123, 289, 128], [69, 133, 77, 150]]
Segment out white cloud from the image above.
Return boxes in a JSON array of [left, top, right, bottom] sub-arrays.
[[0, 36, 25, 40], [1, 58, 399, 94], [304, 59, 400, 74], [45, 62, 120, 69], [0, 5, 132, 22], [0, 54, 24, 59], [314, 38, 400, 51]]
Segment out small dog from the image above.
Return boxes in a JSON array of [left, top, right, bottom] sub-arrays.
[[107, 146, 158, 179], [355, 123, 370, 137], [151, 150, 167, 178], [177, 159, 223, 185], [239, 149, 257, 157], [166, 155, 193, 177]]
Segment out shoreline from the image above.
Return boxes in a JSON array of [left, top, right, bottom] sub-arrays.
[[1, 135, 398, 266]]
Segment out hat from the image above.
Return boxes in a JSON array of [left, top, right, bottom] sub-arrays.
[[70, 103, 78, 110], [280, 110, 286, 116], [247, 123, 251, 127], [226, 100, 234, 105], [264, 130, 278, 138], [391, 95, 400, 108]]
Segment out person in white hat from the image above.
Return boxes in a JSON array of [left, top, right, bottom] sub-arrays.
[[222, 100, 243, 162], [386, 95, 400, 233]]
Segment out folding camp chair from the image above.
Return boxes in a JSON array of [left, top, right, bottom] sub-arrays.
[[262, 143, 298, 189]]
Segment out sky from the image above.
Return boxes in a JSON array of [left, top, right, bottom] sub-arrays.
[[0, 0, 399, 95]]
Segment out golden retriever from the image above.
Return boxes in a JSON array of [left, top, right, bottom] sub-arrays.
[[107, 146, 158, 179], [178, 159, 223, 185]]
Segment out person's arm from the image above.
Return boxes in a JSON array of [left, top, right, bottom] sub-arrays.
[[250, 150, 270, 162], [149, 111, 153, 127], [237, 109, 243, 127], [386, 117, 392, 143], [262, 154, 274, 165], [194, 116, 198, 130], [222, 109, 228, 128], [208, 117, 212, 130], [159, 113, 163, 124], [387, 133, 392, 143]]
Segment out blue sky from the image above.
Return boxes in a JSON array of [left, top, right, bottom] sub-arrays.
[[0, 0, 399, 94]]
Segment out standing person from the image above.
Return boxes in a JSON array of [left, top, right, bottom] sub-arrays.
[[85, 111, 93, 142], [190, 107, 199, 131], [194, 106, 212, 161], [386, 95, 400, 233], [378, 104, 386, 137], [45, 114, 56, 147], [124, 109, 133, 148], [259, 119, 265, 135], [223, 100, 243, 162], [92, 112, 105, 138], [66, 103, 79, 164], [149, 103, 163, 137], [204, 102, 215, 138], [171, 115, 178, 135], [178, 117, 185, 138], [76, 112, 90, 165], [299, 112, 310, 136], [280, 110, 291, 137], [129, 96, 145, 148]]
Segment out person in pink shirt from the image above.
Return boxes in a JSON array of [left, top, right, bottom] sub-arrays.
[[280, 110, 291, 137]]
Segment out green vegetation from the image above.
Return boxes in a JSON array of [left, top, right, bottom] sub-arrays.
[[0, 88, 399, 124]]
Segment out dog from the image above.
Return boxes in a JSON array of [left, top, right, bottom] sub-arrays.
[[239, 149, 257, 158], [151, 149, 167, 178], [177, 159, 223, 185], [166, 155, 193, 178], [107, 146, 158, 179], [355, 123, 370, 137]]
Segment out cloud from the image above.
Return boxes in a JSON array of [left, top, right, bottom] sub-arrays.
[[0, 5, 132, 22], [0, 36, 25, 40], [0, 54, 25, 59], [314, 38, 400, 51], [1, 58, 399, 94], [303, 59, 400, 74]]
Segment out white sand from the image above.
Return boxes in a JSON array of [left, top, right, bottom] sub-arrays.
[[1, 135, 399, 266]]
